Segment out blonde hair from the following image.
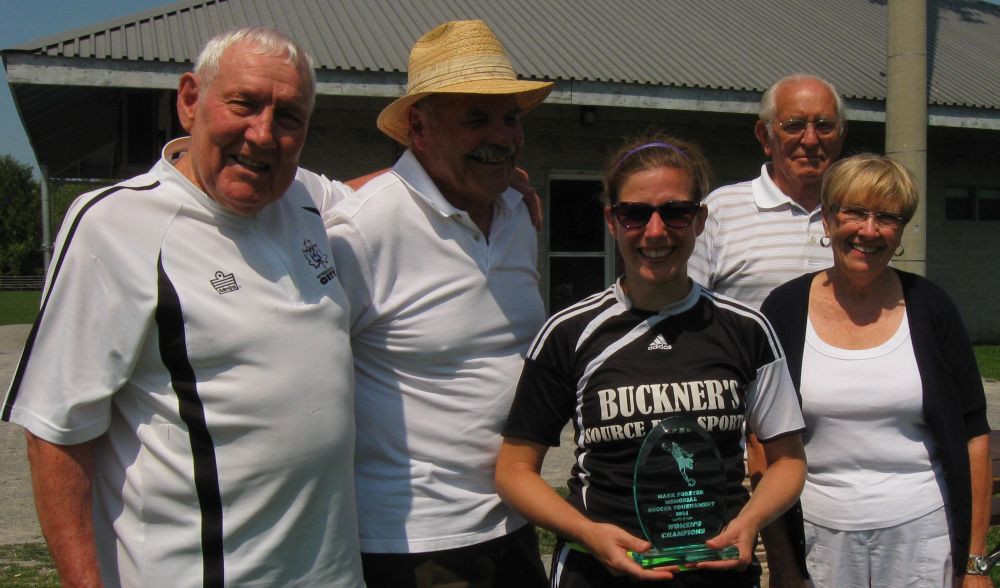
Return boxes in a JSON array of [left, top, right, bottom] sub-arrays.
[[821, 153, 919, 221], [603, 131, 712, 204]]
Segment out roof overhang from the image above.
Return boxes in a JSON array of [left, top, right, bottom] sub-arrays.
[[5, 53, 185, 89], [11, 52, 998, 131], [6, 51, 1000, 178]]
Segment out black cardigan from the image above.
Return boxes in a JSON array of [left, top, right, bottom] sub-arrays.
[[760, 269, 990, 578]]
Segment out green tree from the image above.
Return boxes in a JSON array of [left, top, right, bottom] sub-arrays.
[[51, 181, 112, 236], [0, 155, 42, 276]]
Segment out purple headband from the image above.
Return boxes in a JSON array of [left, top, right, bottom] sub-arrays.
[[611, 141, 687, 175]]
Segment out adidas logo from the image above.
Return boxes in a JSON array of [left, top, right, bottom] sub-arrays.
[[648, 334, 672, 351]]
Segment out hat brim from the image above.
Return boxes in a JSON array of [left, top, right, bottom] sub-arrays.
[[377, 79, 554, 146]]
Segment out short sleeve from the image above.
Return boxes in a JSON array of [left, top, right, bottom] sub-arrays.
[[327, 212, 376, 332], [745, 356, 805, 441], [295, 169, 353, 225], [503, 357, 575, 446], [3, 191, 160, 444], [689, 203, 717, 288], [503, 320, 578, 446]]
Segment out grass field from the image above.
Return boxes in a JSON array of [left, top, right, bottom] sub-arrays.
[[0, 291, 41, 326], [977, 346, 1000, 381], [0, 543, 58, 587], [989, 526, 1000, 585]]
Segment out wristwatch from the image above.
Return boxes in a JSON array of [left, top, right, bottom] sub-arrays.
[[967, 554, 989, 575]]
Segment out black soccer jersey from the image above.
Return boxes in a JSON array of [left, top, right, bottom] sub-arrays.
[[503, 279, 804, 538]]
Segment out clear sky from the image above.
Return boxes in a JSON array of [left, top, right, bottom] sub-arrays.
[[1, 0, 172, 177]]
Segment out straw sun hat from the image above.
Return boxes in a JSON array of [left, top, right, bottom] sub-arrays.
[[376, 19, 554, 146]]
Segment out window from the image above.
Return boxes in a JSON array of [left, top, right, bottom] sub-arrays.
[[979, 188, 1000, 221], [945, 186, 1000, 221], [547, 178, 614, 313], [125, 92, 162, 166]]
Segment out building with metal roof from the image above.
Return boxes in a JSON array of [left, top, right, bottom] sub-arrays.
[[4, 0, 1000, 338]]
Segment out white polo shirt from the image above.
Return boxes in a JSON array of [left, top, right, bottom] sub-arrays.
[[328, 149, 545, 553], [3, 138, 363, 587], [689, 164, 832, 309]]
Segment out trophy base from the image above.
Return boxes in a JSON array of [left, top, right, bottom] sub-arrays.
[[629, 544, 739, 569]]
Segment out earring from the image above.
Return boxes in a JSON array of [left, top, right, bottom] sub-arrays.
[[819, 236, 831, 248], [894, 245, 905, 257]]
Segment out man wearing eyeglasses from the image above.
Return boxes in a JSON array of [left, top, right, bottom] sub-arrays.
[[688, 74, 847, 588], [689, 74, 846, 311]]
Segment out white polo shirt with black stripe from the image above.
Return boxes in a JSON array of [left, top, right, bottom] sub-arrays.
[[503, 279, 804, 539], [2, 138, 363, 587], [689, 164, 832, 310]]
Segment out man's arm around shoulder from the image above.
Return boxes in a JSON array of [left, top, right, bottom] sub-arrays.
[[25, 430, 103, 587]]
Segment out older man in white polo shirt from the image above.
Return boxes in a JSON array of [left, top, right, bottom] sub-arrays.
[[689, 74, 847, 588], [689, 74, 847, 310], [327, 19, 553, 588]]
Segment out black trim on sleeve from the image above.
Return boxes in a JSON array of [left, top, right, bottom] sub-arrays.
[[2, 181, 160, 421], [156, 255, 225, 588]]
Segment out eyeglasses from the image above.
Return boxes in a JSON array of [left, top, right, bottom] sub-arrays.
[[837, 206, 907, 229], [773, 118, 839, 137], [611, 201, 703, 230]]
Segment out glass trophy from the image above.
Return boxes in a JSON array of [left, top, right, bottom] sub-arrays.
[[629, 415, 740, 569]]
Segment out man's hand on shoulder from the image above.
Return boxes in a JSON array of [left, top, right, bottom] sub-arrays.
[[346, 169, 389, 191], [511, 167, 542, 230]]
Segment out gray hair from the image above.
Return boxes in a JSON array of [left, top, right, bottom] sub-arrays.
[[758, 74, 846, 136], [194, 27, 316, 107]]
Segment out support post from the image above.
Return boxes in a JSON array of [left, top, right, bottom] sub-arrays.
[[886, 0, 928, 276]]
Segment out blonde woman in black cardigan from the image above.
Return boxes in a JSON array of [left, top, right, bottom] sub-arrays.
[[760, 153, 991, 588]]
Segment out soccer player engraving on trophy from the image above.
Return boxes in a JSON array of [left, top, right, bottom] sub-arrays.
[[629, 415, 740, 569]]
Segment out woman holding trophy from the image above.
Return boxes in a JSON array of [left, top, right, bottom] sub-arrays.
[[495, 132, 807, 587]]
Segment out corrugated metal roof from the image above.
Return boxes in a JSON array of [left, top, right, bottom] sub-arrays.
[[8, 0, 1000, 109]]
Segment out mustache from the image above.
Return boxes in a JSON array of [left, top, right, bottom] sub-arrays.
[[470, 144, 516, 160]]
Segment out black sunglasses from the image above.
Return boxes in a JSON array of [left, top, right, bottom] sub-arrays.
[[611, 201, 703, 230]]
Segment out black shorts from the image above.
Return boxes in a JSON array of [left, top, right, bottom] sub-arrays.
[[549, 540, 761, 588], [361, 523, 547, 588]]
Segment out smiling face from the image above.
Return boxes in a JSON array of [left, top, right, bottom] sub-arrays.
[[605, 166, 706, 310], [755, 78, 845, 202], [408, 93, 523, 214], [175, 42, 313, 215], [824, 193, 906, 283]]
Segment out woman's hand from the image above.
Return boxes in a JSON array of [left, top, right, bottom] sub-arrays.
[[496, 438, 676, 581], [577, 521, 679, 581], [693, 434, 806, 575], [688, 518, 755, 572]]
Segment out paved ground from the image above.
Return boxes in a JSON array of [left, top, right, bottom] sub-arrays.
[[0, 324, 37, 545], [2, 322, 999, 546]]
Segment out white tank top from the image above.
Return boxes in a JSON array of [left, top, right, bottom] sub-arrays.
[[799, 311, 946, 530]]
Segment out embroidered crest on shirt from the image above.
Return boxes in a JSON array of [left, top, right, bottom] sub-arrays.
[[302, 238, 338, 285], [302, 239, 329, 269], [211, 271, 240, 294], [648, 334, 673, 351]]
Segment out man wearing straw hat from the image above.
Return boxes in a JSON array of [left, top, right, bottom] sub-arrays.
[[327, 19, 552, 587]]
